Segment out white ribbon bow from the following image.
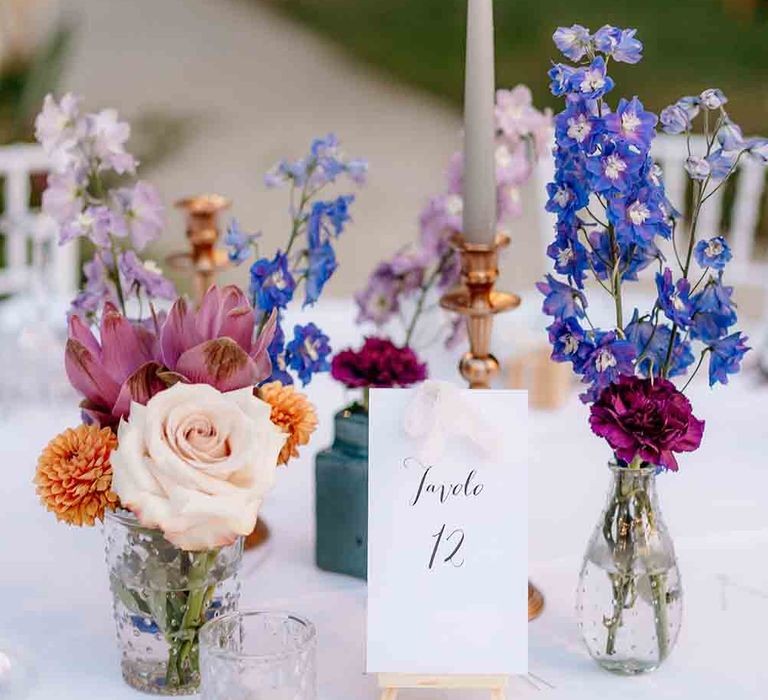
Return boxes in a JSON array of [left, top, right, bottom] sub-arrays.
[[403, 380, 498, 464]]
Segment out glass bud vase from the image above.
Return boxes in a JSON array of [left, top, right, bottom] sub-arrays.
[[315, 403, 369, 579], [104, 510, 243, 695], [576, 464, 683, 674]]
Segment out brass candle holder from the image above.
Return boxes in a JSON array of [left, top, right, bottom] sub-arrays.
[[439, 233, 544, 621], [167, 194, 232, 302]]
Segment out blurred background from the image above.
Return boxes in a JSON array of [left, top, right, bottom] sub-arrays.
[[1, 0, 767, 306]]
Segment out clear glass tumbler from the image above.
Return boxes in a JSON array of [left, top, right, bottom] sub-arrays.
[[200, 611, 317, 700], [104, 510, 243, 694]]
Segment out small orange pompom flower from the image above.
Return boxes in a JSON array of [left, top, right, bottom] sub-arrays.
[[34, 424, 119, 526], [258, 381, 318, 465]]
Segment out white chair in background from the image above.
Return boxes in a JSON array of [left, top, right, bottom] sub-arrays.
[[0, 143, 77, 299], [653, 134, 768, 372], [533, 135, 768, 292], [652, 134, 768, 293], [533, 147, 557, 275], [532, 135, 768, 362], [0, 144, 79, 410]]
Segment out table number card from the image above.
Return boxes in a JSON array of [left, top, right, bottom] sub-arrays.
[[367, 384, 528, 676]]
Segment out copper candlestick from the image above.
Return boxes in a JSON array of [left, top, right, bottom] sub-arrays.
[[167, 194, 231, 302], [439, 233, 544, 621]]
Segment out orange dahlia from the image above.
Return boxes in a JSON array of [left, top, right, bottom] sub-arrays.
[[34, 424, 119, 526], [258, 381, 318, 465]]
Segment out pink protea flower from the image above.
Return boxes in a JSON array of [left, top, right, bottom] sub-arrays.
[[589, 375, 705, 471], [66, 302, 165, 427], [66, 285, 276, 427], [160, 285, 275, 391]]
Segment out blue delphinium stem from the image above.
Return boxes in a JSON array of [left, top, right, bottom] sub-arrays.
[[609, 226, 625, 336], [680, 349, 710, 392], [662, 178, 706, 376], [286, 180, 312, 257]]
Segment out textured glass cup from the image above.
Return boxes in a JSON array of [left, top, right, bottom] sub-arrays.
[[200, 611, 317, 700], [104, 510, 243, 695], [577, 464, 683, 674]]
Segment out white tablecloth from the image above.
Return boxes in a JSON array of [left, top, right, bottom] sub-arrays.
[[2, 299, 767, 699]]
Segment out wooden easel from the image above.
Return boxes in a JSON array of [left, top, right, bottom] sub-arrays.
[[377, 673, 508, 700]]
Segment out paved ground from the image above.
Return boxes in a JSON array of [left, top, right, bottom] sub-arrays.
[[59, 0, 544, 299]]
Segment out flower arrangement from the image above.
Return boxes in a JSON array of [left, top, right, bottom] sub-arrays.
[[542, 24, 766, 669], [356, 86, 552, 351], [225, 134, 367, 387], [35, 94, 174, 317], [542, 24, 763, 461], [337, 86, 552, 406], [32, 95, 320, 692]]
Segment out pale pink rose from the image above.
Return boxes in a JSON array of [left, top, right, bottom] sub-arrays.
[[111, 382, 285, 551]]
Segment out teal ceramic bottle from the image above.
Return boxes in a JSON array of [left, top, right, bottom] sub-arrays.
[[314, 404, 369, 579]]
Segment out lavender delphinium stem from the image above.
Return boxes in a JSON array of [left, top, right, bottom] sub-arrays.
[[90, 171, 129, 316], [404, 250, 454, 346], [36, 95, 171, 319], [109, 236, 128, 316]]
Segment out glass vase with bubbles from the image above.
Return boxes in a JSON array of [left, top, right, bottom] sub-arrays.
[[576, 462, 682, 674], [104, 510, 243, 695]]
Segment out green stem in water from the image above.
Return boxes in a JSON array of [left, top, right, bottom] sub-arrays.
[[602, 470, 670, 665], [638, 483, 670, 664], [649, 571, 670, 663], [603, 469, 639, 656], [165, 549, 218, 688]]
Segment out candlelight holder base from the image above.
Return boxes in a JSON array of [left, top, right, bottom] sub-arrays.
[[439, 234, 520, 388], [440, 233, 543, 622], [167, 194, 231, 302], [528, 582, 544, 621]]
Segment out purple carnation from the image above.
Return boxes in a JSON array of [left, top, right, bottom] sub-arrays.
[[330, 337, 427, 389], [589, 375, 705, 471]]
